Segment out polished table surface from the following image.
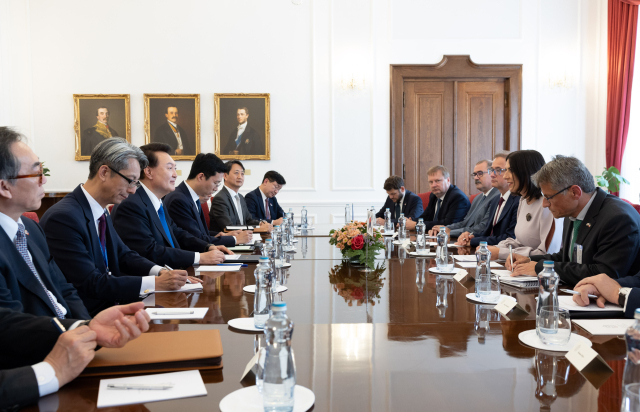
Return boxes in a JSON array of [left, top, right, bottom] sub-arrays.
[[22, 248, 628, 411]]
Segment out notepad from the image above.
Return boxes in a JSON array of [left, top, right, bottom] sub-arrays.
[[146, 308, 209, 320], [154, 283, 203, 293], [453, 255, 477, 262], [224, 254, 241, 260], [97, 370, 207, 408], [498, 274, 538, 288], [226, 225, 248, 230], [573, 319, 635, 335], [228, 246, 254, 252], [558, 295, 624, 312], [457, 262, 504, 268], [195, 264, 242, 272]]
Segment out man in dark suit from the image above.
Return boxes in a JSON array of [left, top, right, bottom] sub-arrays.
[[375, 175, 423, 225], [222, 107, 264, 156], [510, 156, 640, 286], [209, 160, 273, 232], [111, 143, 226, 268], [81, 107, 119, 157], [41, 138, 191, 315], [165, 153, 252, 246], [456, 153, 519, 246], [406, 165, 470, 231], [0, 302, 150, 411], [245, 171, 286, 225], [0, 128, 89, 319], [153, 106, 194, 156]]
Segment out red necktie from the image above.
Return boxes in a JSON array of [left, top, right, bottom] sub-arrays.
[[265, 198, 271, 220]]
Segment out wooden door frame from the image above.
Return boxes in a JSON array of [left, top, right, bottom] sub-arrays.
[[390, 55, 522, 178]]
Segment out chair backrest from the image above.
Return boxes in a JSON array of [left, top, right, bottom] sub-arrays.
[[202, 198, 211, 229], [417, 192, 431, 209], [468, 193, 479, 204], [107, 204, 114, 214], [22, 212, 39, 223], [622, 198, 640, 215]]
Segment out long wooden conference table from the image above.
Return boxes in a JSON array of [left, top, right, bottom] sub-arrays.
[[22, 225, 626, 411]]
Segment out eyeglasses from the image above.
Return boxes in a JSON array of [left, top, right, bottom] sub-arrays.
[[10, 163, 44, 186], [543, 185, 573, 202], [108, 166, 141, 188], [488, 167, 507, 176], [471, 171, 488, 178]]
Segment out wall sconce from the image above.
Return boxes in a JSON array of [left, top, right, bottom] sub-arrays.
[[340, 76, 366, 91]]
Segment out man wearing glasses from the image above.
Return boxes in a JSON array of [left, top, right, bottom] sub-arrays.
[[164, 153, 251, 246], [41, 138, 194, 315], [456, 152, 519, 247], [508, 155, 640, 286], [111, 143, 227, 268], [430, 159, 499, 237]]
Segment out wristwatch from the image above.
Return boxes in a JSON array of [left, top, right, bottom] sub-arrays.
[[618, 287, 632, 307]]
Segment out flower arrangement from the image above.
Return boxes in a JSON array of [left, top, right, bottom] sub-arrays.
[[328, 262, 386, 306], [329, 221, 385, 269]]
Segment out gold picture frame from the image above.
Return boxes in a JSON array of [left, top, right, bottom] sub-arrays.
[[215, 93, 270, 160], [144, 94, 200, 160], [74, 94, 130, 161]]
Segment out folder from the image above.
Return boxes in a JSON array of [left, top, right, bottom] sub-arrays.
[[81, 329, 223, 377]]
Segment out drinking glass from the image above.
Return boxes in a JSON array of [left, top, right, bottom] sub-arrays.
[[621, 383, 640, 412], [436, 254, 455, 272], [537, 306, 571, 346]]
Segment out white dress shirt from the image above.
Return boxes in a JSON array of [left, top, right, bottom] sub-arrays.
[[225, 184, 244, 225], [80, 185, 160, 294], [492, 190, 511, 224], [140, 182, 200, 265], [167, 120, 184, 150], [237, 122, 248, 139], [0, 211, 63, 397]]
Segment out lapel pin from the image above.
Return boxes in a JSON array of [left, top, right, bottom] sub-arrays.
[[586, 223, 591, 228], [24, 230, 29, 235], [526, 213, 532, 222]]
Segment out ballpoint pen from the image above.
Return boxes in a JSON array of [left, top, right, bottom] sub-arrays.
[[509, 245, 513, 270], [107, 383, 174, 390], [151, 310, 194, 315], [560, 289, 598, 299]]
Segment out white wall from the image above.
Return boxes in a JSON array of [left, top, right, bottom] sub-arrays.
[[0, 0, 608, 222]]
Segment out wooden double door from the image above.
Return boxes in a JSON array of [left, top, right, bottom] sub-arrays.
[[391, 56, 522, 196]]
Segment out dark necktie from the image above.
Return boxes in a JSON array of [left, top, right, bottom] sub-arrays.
[[570, 219, 582, 261], [491, 197, 505, 235], [434, 198, 443, 220], [158, 204, 175, 248], [14, 223, 65, 318], [395, 201, 401, 220], [265, 198, 271, 220], [97, 213, 109, 269], [196, 199, 207, 231]]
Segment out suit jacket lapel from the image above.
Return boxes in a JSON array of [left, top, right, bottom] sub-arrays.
[[138, 188, 174, 246], [178, 183, 207, 233], [494, 195, 513, 225], [256, 189, 267, 218], [222, 187, 240, 224], [74, 187, 107, 272], [575, 189, 606, 248]]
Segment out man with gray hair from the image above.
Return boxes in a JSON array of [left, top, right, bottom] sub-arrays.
[[41, 138, 196, 315], [430, 159, 499, 237], [509, 155, 640, 287]]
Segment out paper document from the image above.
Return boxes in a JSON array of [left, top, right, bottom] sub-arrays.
[[97, 370, 207, 408], [145, 308, 209, 320], [244, 233, 262, 244], [226, 226, 248, 230], [573, 319, 635, 335], [196, 264, 242, 272], [228, 246, 254, 251], [457, 262, 504, 269], [224, 254, 241, 260], [142, 294, 155, 306], [453, 255, 477, 262], [558, 295, 624, 312], [154, 283, 203, 293], [498, 274, 537, 282]]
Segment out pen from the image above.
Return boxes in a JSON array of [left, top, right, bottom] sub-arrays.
[[151, 310, 194, 315], [560, 289, 598, 299], [218, 263, 248, 267], [107, 383, 174, 390], [509, 245, 513, 270], [165, 264, 191, 284]]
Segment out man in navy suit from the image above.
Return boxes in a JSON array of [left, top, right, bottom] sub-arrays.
[[41, 138, 192, 315], [0, 127, 89, 319], [406, 165, 470, 231], [245, 171, 286, 225], [165, 153, 252, 246], [375, 175, 423, 225], [456, 153, 519, 247], [111, 143, 227, 268]]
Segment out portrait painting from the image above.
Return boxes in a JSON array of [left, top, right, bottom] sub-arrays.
[[74, 94, 130, 161], [215, 93, 270, 160], [144, 94, 200, 160]]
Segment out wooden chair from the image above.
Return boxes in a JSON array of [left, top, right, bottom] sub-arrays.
[[622, 198, 640, 214], [417, 192, 431, 209], [202, 198, 211, 230]]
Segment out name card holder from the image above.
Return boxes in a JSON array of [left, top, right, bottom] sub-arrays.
[[240, 351, 261, 386], [493, 296, 528, 320], [565, 343, 614, 389], [453, 270, 469, 283]]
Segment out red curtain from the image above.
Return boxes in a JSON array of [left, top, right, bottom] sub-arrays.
[[606, 0, 640, 177]]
